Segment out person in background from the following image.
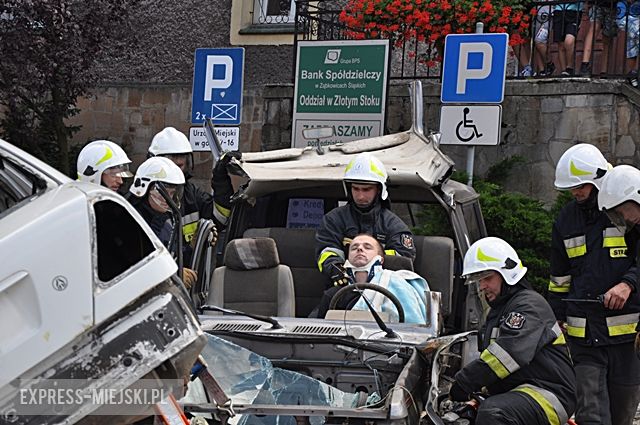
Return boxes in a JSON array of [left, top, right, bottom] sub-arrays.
[[315, 152, 415, 288], [76, 139, 133, 193], [549, 144, 640, 425], [128, 156, 197, 288]]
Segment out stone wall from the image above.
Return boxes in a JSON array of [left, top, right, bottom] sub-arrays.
[[69, 79, 640, 203]]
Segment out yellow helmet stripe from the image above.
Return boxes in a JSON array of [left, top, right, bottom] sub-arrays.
[[570, 160, 591, 176], [370, 162, 385, 178], [477, 247, 500, 262], [95, 147, 113, 166], [150, 168, 168, 179]]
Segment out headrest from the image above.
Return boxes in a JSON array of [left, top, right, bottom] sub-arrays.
[[224, 237, 280, 270], [383, 254, 414, 272]]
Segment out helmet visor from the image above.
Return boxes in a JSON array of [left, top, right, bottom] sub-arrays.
[[464, 270, 494, 285], [149, 183, 184, 213], [103, 164, 133, 178]]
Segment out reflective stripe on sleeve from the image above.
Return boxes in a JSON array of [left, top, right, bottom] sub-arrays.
[[603, 227, 627, 248], [213, 203, 230, 225], [563, 236, 586, 258], [317, 248, 345, 272], [513, 384, 568, 425], [181, 212, 200, 242], [548, 275, 571, 293], [606, 313, 640, 336], [480, 342, 520, 379], [566, 316, 586, 338], [384, 249, 397, 255], [551, 322, 566, 345]]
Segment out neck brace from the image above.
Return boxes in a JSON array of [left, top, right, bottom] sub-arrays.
[[345, 255, 383, 282]]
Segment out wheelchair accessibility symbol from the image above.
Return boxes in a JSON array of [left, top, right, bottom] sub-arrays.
[[456, 107, 483, 142], [439, 105, 502, 146]]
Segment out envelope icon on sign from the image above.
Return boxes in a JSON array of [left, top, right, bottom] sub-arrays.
[[211, 104, 237, 120]]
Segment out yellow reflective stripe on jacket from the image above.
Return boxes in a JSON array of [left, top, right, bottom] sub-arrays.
[[213, 203, 230, 225], [602, 227, 627, 248], [480, 342, 520, 379], [384, 249, 396, 256], [317, 248, 344, 272], [563, 236, 586, 258], [548, 275, 571, 293], [606, 313, 640, 336], [513, 384, 568, 425], [566, 316, 586, 338], [181, 212, 200, 242], [551, 322, 566, 345]]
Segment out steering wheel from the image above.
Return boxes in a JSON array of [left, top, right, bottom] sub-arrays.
[[328, 283, 406, 323]]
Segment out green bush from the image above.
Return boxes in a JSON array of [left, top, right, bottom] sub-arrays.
[[414, 157, 571, 294]]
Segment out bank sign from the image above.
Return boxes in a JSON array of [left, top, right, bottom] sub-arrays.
[[292, 40, 389, 148]]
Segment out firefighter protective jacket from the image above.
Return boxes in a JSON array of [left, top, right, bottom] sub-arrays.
[[455, 282, 576, 425], [179, 167, 234, 264], [315, 202, 416, 278], [548, 200, 640, 346]]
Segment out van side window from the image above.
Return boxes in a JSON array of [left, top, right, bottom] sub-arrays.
[[94, 200, 154, 282]]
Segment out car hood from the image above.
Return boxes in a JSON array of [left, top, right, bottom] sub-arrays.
[[236, 128, 455, 199]]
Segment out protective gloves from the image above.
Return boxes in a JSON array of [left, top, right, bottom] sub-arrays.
[[213, 151, 242, 179], [449, 381, 469, 402], [329, 263, 350, 287], [182, 267, 198, 289]]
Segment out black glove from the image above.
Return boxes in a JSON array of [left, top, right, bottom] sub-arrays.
[[213, 151, 242, 177], [449, 381, 469, 402], [329, 263, 350, 287]]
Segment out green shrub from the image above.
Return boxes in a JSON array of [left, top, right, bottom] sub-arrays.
[[414, 157, 567, 294]]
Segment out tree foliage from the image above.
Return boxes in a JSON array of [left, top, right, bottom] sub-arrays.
[[0, 0, 138, 174], [414, 156, 571, 293]]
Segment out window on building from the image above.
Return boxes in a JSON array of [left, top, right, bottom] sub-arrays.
[[252, 0, 295, 24]]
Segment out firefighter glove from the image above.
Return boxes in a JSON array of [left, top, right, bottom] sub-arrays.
[[213, 151, 242, 177], [182, 267, 198, 289], [449, 381, 469, 402], [329, 263, 350, 287]]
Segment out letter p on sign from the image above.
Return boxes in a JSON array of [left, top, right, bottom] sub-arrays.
[[204, 56, 233, 101], [440, 33, 508, 104]]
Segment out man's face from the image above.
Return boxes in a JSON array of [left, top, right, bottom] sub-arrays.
[[351, 183, 379, 209], [101, 168, 124, 191], [165, 154, 189, 173], [615, 201, 640, 228], [569, 183, 594, 203], [348, 235, 382, 267], [477, 271, 503, 303]]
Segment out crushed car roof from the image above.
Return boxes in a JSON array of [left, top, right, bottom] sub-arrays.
[[239, 130, 457, 199]]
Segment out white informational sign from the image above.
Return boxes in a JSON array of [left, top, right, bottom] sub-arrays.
[[439, 105, 501, 146], [286, 198, 325, 229], [189, 127, 240, 152]]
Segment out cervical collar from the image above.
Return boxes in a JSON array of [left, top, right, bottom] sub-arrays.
[[344, 255, 383, 283]]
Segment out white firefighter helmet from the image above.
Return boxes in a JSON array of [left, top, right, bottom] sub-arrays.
[[554, 143, 610, 190], [343, 152, 389, 200], [463, 237, 527, 286], [77, 140, 133, 185], [148, 127, 192, 156], [129, 157, 185, 198], [598, 165, 640, 232]]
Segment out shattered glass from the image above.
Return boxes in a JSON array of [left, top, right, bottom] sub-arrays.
[[183, 334, 381, 425]]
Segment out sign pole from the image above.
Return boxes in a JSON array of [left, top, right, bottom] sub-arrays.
[[466, 22, 484, 187]]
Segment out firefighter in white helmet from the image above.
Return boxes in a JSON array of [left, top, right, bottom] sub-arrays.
[[315, 152, 415, 289], [449, 237, 576, 425], [148, 127, 237, 264], [550, 145, 640, 425], [127, 157, 197, 288], [76, 140, 133, 192]]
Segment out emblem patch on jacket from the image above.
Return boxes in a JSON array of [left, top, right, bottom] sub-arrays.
[[401, 234, 414, 249], [504, 312, 526, 329]]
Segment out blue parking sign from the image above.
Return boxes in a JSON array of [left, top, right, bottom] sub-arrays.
[[191, 48, 244, 125], [441, 33, 508, 104]]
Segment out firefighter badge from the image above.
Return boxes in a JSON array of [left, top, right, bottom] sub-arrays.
[[401, 234, 414, 250], [504, 312, 526, 329]]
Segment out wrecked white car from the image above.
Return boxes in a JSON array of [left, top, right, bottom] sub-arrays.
[[0, 140, 205, 424], [188, 83, 487, 425]]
